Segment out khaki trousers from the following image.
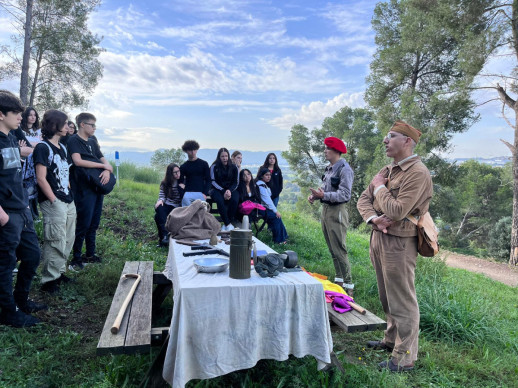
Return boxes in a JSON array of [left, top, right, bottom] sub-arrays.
[[321, 203, 352, 285], [370, 230, 419, 365], [40, 199, 77, 284]]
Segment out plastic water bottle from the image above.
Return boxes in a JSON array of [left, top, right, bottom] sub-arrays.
[[242, 215, 250, 230]]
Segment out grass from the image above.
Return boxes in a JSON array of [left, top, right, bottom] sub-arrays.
[[1, 178, 517, 387]]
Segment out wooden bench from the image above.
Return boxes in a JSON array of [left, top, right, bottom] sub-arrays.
[[327, 304, 386, 333], [97, 261, 172, 356]]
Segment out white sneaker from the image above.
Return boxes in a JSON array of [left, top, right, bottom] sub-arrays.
[[226, 224, 235, 231], [221, 225, 228, 232]]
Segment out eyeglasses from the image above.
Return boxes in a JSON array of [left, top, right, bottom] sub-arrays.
[[84, 122, 96, 128], [384, 132, 407, 141]]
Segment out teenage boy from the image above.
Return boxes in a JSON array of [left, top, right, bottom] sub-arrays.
[[0, 90, 45, 328], [180, 140, 211, 206], [34, 110, 77, 294], [67, 113, 112, 270]]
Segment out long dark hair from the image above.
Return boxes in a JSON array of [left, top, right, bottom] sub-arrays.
[[238, 168, 258, 201], [41, 110, 68, 140], [262, 152, 280, 172], [161, 163, 180, 199], [20, 107, 40, 134], [212, 147, 233, 180], [255, 166, 271, 184]]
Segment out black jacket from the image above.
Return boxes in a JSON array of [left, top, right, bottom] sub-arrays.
[[268, 167, 283, 199], [0, 131, 27, 212], [210, 163, 239, 193]]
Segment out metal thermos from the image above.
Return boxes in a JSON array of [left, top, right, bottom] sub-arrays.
[[229, 229, 252, 279]]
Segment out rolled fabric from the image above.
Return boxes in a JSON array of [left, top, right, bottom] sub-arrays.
[[325, 290, 355, 313]]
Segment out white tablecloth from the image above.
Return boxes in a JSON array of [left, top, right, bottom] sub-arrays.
[[162, 237, 333, 387]]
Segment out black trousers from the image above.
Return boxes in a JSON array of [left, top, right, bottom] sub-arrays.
[[73, 188, 104, 260], [154, 204, 176, 240], [0, 208, 40, 312], [211, 190, 239, 225]]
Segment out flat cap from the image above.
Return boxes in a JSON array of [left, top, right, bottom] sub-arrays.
[[324, 137, 347, 154]]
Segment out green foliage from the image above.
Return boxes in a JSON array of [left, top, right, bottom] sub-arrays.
[[365, 0, 502, 153], [282, 107, 382, 226], [1, 0, 103, 110], [115, 162, 161, 184], [150, 147, 186, 170], [488, 216, 512, 261], [433, 160, 512, 252]]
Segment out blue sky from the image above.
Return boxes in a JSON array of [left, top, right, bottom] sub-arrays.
[[0, 0, 513, 158]]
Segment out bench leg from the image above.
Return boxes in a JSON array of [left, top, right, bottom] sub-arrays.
[[139, 334, 170, 388], [152, 284, 172, 315]]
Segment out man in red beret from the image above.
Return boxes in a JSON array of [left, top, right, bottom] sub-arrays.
[[308, 136, 355, 296], [357, 120, 432, 372]]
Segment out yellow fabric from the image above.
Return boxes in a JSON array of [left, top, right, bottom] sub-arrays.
[[314, 277, 346, 295]]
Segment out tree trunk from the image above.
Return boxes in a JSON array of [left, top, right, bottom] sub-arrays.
[[509, 0, 518, 266], [29, 48, 43, 107], [510, 110, 518, 266], [19, 0, 33, 106]]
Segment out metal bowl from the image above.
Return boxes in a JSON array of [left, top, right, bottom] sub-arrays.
[[193, 257, 229, 273]]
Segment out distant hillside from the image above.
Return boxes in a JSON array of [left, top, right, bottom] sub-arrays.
[[447, 156, 511, 167], [105, 149, 288, 167]]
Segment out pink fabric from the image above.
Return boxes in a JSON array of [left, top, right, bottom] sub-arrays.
[[239, 200, 266, 215], [324, 290, 354, 313]]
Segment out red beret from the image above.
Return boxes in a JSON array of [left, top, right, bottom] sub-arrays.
[[324, 137, 347, 154]]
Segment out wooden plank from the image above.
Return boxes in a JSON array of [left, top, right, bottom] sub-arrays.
[[327, 304, 367, 332], [356, 310, 387, 331], [97, 261, 140, 355], [326, 304, 386, 333], [124, 261, 154, 354]]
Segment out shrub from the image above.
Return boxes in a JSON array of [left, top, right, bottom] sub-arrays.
[[488, 216, 511, 262]]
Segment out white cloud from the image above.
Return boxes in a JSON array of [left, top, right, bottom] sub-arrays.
[[97, 126, 175, 151], [321, 1, 377, 34], [268, 92, 365, 130], [95, 49, 343, 97]]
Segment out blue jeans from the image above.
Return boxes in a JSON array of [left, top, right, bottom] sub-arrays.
[[181, 192, 205, 207], [0, 208, 40, 312], [73, 188, 104, 260], [262, 209, 288, 243], [272, 196, 280, 207]]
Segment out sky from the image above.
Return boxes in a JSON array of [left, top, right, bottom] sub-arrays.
[[0, 0, 514, 159]]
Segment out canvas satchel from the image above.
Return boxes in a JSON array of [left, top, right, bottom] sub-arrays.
[[407, 212, 439, 257]]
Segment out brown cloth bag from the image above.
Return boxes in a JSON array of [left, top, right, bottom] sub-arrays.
[[407, 212, 439, 257], [166, 200, 221, 240]]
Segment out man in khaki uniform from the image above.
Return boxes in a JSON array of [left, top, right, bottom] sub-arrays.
[[308, 137, 354, 296], [357, 121, 432, 372]]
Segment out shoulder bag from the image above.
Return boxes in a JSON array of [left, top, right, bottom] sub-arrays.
[[407, 212, 440, 257]]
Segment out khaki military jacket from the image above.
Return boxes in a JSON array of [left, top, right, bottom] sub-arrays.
[[357, 156, 432, 238]]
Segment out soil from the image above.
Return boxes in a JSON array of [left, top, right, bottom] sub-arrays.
[[439, 250, 518, 287]]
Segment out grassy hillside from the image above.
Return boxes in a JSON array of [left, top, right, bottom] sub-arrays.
[[1, 179, 517, 387]]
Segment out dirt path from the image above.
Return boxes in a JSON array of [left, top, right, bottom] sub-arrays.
[[440, 250, 518, 287]]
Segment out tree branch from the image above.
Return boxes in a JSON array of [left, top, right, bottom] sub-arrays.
[[501, 139, 516, 154], [496, 83, 516, 109], [484, 3, 512, 13], [476, 97, 501, 107]]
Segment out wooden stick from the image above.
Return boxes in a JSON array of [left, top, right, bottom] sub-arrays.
[[348, 300, 367, 315], [111, 273, 141, 334]]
